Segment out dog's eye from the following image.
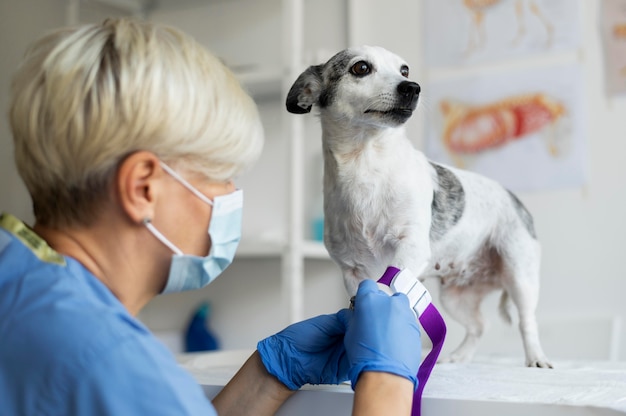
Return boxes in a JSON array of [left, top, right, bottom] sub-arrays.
[[350, 61, 371, 76], [400, 65, 409, 78]]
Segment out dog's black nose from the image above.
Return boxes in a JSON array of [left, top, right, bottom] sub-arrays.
[[397, 81, 421, 98]]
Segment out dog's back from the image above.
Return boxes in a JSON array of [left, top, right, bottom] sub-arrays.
[[425, 163, 540, 287]]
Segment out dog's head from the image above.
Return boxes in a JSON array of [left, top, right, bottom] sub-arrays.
[[286, 46, 420, 127]]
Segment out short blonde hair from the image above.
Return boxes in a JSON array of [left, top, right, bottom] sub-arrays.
[[9, 18, 263, 227]]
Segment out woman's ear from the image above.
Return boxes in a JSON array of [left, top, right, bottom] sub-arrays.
[[115, 151, 162, 224]]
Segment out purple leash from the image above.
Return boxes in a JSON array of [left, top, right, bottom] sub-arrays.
[[377, 266, 447, 416]]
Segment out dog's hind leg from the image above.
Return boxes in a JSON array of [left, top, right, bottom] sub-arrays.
[[437, 283, 493, 363], [504, 275, 553, 368], [500, 237, 552, 368]]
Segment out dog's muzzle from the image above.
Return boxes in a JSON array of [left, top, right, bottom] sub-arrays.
[[363, 80, 420, 124]]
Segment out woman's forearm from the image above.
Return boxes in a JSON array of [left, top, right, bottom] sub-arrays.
[[352, 371, 414, 416], [212, 350, 295, 416]]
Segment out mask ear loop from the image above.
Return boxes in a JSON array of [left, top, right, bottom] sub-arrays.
[[143, 218, 184, 255], [159, 162, 214, 206]]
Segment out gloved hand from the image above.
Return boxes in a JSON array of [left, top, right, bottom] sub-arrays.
[[257, 312, 349, 390], [340, 279, 422, 390]]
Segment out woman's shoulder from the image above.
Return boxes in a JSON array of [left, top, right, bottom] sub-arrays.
[[0, 244, 156, 373], [0, 250, 214, 414]]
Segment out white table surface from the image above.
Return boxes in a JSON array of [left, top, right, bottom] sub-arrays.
[[177, 349, 626, 416]]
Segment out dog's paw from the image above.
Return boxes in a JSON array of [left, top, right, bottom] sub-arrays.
[[526, 358, 554, 369], [525, 350, 553, 368]]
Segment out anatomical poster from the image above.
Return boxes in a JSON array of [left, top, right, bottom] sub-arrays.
[[601, 0, 626, 95], [424, 63, 587, 192], [423, 0, 582, 67]]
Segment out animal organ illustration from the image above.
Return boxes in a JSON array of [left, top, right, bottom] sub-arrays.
[[614, 23, 626, 77], [462, 0, 554, 55], [613, 23, 626, 39], [440, 93, 566, 163]]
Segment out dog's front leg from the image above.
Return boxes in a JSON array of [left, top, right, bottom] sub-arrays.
[[392, 236, 431, 281], [341, 268, 363, 297], [389, 201, 434, 280]]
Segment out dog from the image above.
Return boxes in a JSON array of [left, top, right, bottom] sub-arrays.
[[286, 45, 552, 368]]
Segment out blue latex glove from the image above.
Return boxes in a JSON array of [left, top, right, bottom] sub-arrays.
[[257, 312, 349, 390], [341, 279, 422, 390]]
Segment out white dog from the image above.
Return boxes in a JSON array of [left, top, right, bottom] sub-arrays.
[[286, 45, 551, 368]]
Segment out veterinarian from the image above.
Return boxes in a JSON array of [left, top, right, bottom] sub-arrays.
[[0, 18, 422, 415]]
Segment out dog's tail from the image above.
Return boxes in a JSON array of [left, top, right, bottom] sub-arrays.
[[498, 291, 513, 325]]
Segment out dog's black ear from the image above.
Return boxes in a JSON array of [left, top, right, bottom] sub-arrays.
[[286, 64, 324, 114]]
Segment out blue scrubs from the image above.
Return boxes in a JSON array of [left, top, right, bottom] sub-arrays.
[[0, 214, 217, 415]]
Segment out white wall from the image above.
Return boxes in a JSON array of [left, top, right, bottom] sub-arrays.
[[0, 0, 67, 225], [0, 0, 127, 224], [1, 0, 625, 361]]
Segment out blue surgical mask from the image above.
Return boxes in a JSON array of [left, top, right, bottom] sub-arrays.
[[144, 162, 243, 294]]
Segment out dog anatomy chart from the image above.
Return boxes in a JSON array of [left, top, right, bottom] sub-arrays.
[[424, 0, 582, 67], [601, 0, 626, 95], [424, 64, 587, 192]]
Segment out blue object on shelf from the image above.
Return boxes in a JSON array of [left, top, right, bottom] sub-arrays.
[[312, 217, 324, 242], [185, 302, 219, 353]]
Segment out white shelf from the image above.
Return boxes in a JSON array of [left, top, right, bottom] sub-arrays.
[[234, 68, 283, 100], [151, 0, 229, 11], [236, 239, 330, 260], [302, 240, 330, 259], [92, 0, 226, 14], [236, 240, 285, 258], [90, 0, 151, 14]]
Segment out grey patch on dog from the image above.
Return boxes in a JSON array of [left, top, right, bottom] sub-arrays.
[[430, 163, 466, 241], [319, 50, 355, 108], [507, 190, 537, 239]]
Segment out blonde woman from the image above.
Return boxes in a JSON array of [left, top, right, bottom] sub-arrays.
[[0, 18, 421, 415]]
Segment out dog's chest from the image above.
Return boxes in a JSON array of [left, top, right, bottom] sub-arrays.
[[326, 149, 415, 215], [323, 143, 429, 247]]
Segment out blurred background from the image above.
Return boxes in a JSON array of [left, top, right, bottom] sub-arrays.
[[1, 0, 625, 363]]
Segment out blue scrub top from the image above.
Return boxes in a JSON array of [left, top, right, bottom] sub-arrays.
[[0, 213, 217, 415]]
